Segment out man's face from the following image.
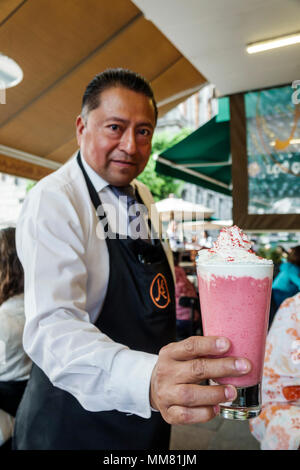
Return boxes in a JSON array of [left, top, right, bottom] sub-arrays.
[[76, 86, 156, 186]]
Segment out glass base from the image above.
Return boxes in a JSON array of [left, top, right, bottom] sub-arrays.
[[219, 383, 261, 421], [220, 405, 261, 420]]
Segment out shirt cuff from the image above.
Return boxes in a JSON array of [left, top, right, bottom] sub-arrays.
[[110, 349, 158, 419]]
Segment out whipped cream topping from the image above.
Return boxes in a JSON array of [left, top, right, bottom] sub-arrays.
[[197, 225, 273, 265]]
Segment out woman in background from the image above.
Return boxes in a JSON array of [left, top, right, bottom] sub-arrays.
[[249, 292, 300, 450], [272, 245, 300, 311], [0, 227, 31, 450]]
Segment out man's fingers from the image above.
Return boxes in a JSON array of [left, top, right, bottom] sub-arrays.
[[160, 336, 231, 361], [164, 383, 237, 409], [174, 356, 251, 383], [164, 405, 217, 425], [152, 336, 252, 427]]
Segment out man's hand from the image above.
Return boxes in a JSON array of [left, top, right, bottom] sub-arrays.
[[150, 336, 251, 424]]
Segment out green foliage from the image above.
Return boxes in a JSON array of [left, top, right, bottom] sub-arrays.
[[137, 128, 191, 201], [151, 128, 192, 154], [26, 181, 36, 193], [257, 246, 286, 265], [136, 155, 181, 202]]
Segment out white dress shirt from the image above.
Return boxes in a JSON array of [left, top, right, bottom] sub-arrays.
[[0, 294, 32, 382], [16, 153, 173, 419]]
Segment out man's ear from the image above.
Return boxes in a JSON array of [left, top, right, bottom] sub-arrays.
[[76, 115, 85, 146]]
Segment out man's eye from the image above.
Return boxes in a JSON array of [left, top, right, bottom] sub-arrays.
[[138, 129, 151, 136], [109, 124, 120, 131]]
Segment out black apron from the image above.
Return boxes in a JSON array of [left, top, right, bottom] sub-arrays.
[[0, 380, 28, 417], [13, 153, 176, 450]]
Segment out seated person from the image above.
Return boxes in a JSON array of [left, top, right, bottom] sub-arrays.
[[173, 251, 200, 340], [199, 231, 212, 249], [0, 227, 32, 449], [272, 245, 288, 280], [166, 220, 184, 251], [272, 245, 300, 312], [249, 292, 300, 450]]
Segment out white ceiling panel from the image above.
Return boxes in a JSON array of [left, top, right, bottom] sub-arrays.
[[132, 0, 300, 95]]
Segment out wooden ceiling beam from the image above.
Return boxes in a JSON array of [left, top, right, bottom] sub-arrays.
[[0, 153, 54, 180], [0, 0, 25, 25]]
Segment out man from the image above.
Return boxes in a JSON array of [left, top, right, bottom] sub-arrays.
[[14, 69, 251, 450]]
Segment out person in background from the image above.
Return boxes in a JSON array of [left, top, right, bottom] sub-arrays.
[[0, 228, 31, 450], [249, 292, 300, 450], [199, 230, 212, 249], [272, 245, 288, 280], [173, 252, 201, 340], [250, 238, 259, 254], [166, 220, 184, 251], [272, 245, 300, 312]]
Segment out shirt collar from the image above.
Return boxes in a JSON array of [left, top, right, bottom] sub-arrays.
[[80, 152, 110, 193], [80, 152, 136, 193]]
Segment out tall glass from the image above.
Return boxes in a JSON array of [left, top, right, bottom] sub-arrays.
[[197, 262, 273, 420]]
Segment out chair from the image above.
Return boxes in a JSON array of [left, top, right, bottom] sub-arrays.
[[177, 295, 202, 339]]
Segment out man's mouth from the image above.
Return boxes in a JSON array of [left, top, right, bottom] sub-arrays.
[[110, 159, 136, 167]]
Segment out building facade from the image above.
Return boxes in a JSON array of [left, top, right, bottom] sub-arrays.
[[156, 84, 232, 220], [0, 173, 29, 228]]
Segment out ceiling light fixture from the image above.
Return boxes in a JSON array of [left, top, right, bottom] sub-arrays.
[[0, 54, 23, 89], [246, 32, 300, 54]]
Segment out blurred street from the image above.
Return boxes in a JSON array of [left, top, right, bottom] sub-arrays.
[[170, 415, 260, 450]]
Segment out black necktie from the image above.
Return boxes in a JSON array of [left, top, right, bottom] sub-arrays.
[[109, 185, 150, 241]]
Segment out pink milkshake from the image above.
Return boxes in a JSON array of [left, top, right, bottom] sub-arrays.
[[197, 226, 273, 419]]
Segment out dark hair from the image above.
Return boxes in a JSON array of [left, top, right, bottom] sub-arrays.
[[0, 227, 24, 306], [287, 245, 300, 267], [81, 68, 158, 123], [275, 245, 287, 253]]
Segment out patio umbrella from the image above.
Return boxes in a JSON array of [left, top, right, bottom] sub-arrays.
[[155, 195, 214, 222], [179, 219, 233, 231], [178, 219, 233, 250]]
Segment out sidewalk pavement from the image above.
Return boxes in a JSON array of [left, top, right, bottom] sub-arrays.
[[170, 415, 260, 450]]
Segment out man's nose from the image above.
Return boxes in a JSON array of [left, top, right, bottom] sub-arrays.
[[119, 128, 137, 155]]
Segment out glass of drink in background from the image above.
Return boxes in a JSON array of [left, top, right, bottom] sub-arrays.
[[197, 227, 273, 420]]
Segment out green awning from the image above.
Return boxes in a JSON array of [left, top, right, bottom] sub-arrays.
[[155, 98, 232, 196]]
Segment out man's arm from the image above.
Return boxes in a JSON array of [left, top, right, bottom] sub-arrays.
[[16, 186, 157, 418]]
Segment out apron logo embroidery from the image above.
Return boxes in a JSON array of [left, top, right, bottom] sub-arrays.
[[150, 273, 170, 309]]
